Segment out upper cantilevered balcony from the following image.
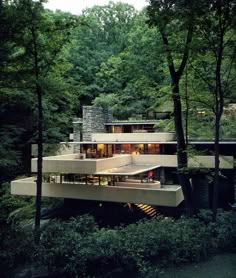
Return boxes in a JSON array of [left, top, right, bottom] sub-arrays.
[[31, 154, 133, 174], [91, 132, 176, 143], [132, 155, 234, 169], [31, 154, 234, 174]]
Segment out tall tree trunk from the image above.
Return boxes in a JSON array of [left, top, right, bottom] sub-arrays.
[[35, 82, 43, 232], [185, 65, 189, 146], [32, 25, 43, 241], [158, 24, 194, 215], [172, 78, 193, 214], [213, 113, 220, 220], [212, 22, 224, 220]]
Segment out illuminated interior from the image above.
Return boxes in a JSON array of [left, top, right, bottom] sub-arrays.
[[80, 143, 160, 156]]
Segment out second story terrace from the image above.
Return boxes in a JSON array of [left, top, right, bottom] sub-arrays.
[[12, 151, 234, 207], [30, 153, 234, 174]]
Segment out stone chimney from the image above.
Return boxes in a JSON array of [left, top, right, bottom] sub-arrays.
[[82, 105, 113, 141]]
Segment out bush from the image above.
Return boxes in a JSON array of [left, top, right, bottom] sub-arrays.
[[17, 210, 236, 277], [0, 182, 29, 224], [86, 228, 138, 277], [38, 215, 98, 277], [0, 224, 35, 271], [214, 210, 236, 251], [196, 209, 236, 251]]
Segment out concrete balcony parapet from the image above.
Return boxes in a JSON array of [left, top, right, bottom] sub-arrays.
[[31, 154, 132, 174], [91, 132, 176, 142], [132, 155, 234, 169], [31, 153, 234, 175]]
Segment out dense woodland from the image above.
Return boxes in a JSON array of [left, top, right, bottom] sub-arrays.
[[0, 0, 236, 276]]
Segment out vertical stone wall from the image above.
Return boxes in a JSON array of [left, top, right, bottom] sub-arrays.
[[73, 118, 82, 153], [82, 106, 113, 141]]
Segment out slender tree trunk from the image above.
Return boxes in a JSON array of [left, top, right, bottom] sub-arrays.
[[212, 22, 224, 220], [32, 25, 43, 241], [185, 66, 189, 146], [35, 82, 43, 231], [158, 25, 194, 215], [213, 113, 220, 220], [172, 77, 193, 215]]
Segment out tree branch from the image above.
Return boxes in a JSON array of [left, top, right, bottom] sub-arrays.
[[160, 28, 176, 77], [188, 59, 215, 92]]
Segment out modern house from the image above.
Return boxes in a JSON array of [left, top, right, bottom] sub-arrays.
[[11, 105, 236, 208]]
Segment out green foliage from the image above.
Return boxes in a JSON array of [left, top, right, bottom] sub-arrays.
[[0, 125, 26, 181], [68, 2, 137, 108], [221, 114, 236, 139], [8, 204, 35, 225], [93, 14, 164, 119], [187, 114, 214, 140], [1, 211, 235, 275], [35, 211, 236, 277], [38, 215, 98, 276], [0, 182, 29, 224], [0, 89, 35, 181], [155, 118, 175, 132], [68, 4, 164, 118], [0, 224, 35, 271], [210, 210, 236, 251], [0, 1, 79, 183], [13, 1, 79, 141]]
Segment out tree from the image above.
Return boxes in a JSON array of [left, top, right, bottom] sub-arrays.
[[5, 0, 79, 238], [147, 0, 200, 214], [67, 2, 137, 111], [93, 11, 165, 119], [0, 0, 36, 181], [189, 0, 236, 219]]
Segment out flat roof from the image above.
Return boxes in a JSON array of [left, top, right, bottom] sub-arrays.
[[95, 164, 161, 176]]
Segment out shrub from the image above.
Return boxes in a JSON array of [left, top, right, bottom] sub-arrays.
[[86, 228, 138, 277], [196, 209, 236, 251], [215, 210, 236, 251], [168, 217, 215, 263], [34, 210, 236, 277], [0, 224, 35, 271], [0, 182, 29, 224], [38, 215, 98, 277]]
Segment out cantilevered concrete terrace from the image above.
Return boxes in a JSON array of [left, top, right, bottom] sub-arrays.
[[11, 177, 183, 207], [91, 132, 176, 142], [30, 153, 234, 173], [11, 154, 183, 206], [11, 153, 233, 207]]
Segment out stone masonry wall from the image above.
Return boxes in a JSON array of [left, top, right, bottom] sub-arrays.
[[82, 106, 113, 141]]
